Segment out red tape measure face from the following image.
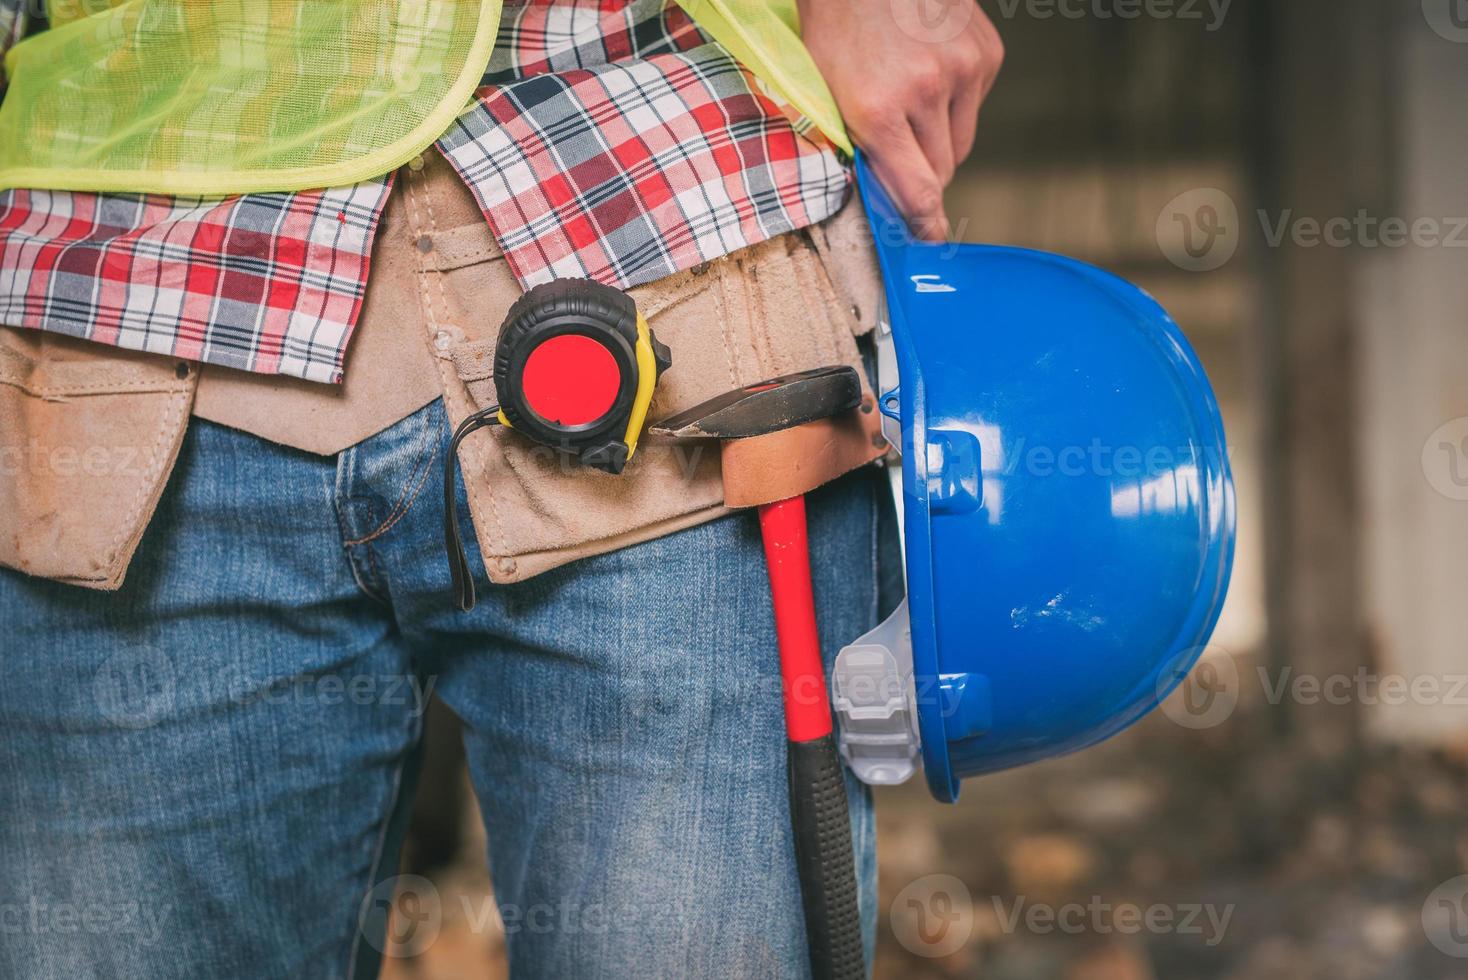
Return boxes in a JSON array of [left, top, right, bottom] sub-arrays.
[[520, 333, 622, 428]]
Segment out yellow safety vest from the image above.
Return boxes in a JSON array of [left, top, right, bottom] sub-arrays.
[[0, 0, 850, 197]]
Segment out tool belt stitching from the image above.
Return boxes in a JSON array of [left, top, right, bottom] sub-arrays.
[[727, 253, 781, 381], [412, 221, 506, 273], [447, 342, 494, 388], [402, 165, 513, 558], [0, 352, 193, 398], [803, 206, 880, 340], [711, 266, 742, 393], [794, 235, 845, 371], [106, 389, 192, 570]]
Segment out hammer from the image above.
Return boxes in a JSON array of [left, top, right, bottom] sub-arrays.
[[651, 366, 878, 980]]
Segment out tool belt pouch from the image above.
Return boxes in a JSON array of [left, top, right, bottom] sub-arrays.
[[0, 328, 196, 590], [409, 166, 878, 585]]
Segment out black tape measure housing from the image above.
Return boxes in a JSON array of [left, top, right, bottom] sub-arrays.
[[494, 278, 670, 474]]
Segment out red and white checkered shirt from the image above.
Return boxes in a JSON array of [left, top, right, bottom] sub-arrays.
[[0, 0, 849, 384]]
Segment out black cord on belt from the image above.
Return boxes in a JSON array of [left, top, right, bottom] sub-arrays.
[[443, 405, 502, 613]]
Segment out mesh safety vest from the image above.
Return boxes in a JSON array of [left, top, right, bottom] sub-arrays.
[[0, 0, 849, 196]]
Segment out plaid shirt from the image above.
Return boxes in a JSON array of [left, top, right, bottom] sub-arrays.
[[0, 0, 849, 385]]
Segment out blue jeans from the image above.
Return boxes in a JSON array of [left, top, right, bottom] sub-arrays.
[[0, 400, 883, 979]]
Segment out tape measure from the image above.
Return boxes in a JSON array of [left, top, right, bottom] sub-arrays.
[[493, 278, 671, 474], [444, 277, 672, 610]]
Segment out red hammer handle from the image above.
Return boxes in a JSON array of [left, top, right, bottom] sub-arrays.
[[759, 495, 865, 980], [758, 496, 835, 743]]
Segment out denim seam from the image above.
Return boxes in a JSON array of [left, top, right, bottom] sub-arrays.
[[340, 537, 389, 606], [342, 430, 440, 548], [344, 704, 424, 980], [333, 449, 391, 605], [316, 467, 387, 606], [359, 531, 391, 605]]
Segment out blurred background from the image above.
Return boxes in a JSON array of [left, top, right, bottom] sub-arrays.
[[382, 1, 1468, 976]]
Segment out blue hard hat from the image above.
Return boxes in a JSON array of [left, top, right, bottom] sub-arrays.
[[832, 155, 1236, 803]]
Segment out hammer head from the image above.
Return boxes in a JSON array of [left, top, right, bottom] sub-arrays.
[[649, 366, 864, 439]]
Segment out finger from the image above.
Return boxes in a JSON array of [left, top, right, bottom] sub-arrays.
[[949, 84, 983, 168], [953, 17, 1004, 166], [909, 104, 956, 188], [865, 123, 949, 241], [973, 13, 1007, 97]]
